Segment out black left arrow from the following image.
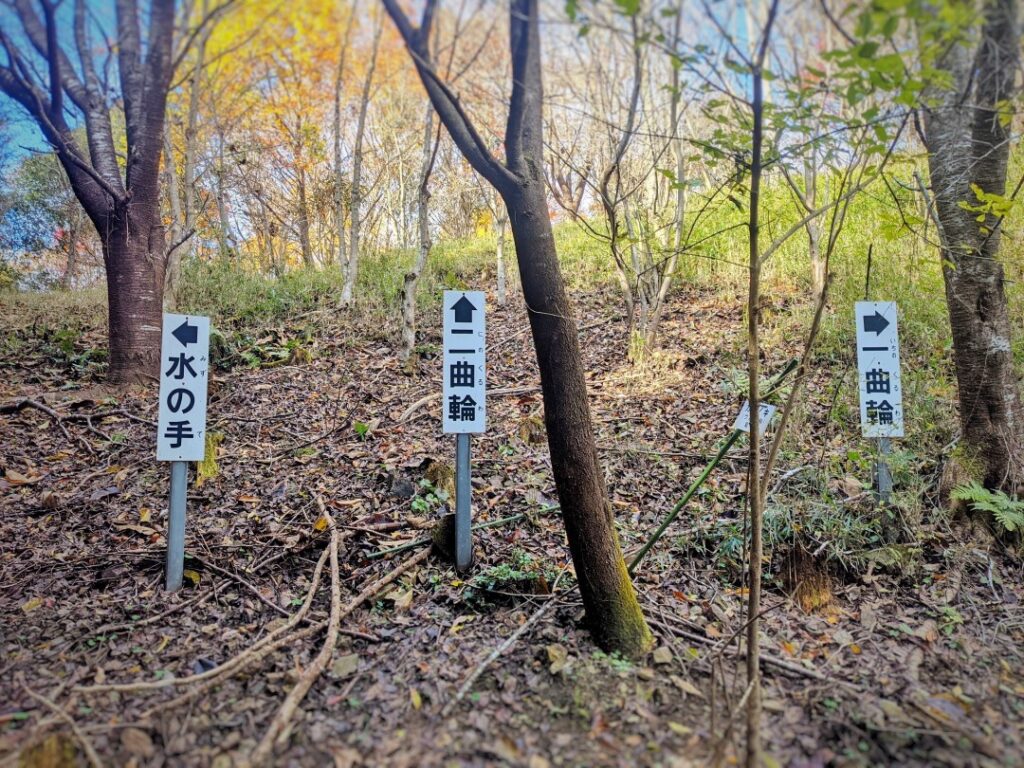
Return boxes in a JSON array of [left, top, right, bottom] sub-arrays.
[[172, 319, 198, 347]]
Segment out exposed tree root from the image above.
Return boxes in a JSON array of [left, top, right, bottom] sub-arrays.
[[249, 503, 343, 766], [20, 679, 103, 768], [75, 542, 334, 695]]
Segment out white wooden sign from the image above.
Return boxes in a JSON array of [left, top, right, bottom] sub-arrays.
[[156, 314, 211, 461], [733, 400, 776, 434], [855, 301, 904, 438], [442, 291, 486, 433]]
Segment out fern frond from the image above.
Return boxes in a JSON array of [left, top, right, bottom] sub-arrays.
[[952, 482, 1024, 533]]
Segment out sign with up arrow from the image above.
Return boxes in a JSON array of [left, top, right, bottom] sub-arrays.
[[442, 291, 486, 434], [156, 314, 211, 461], [855, 301, 903, 438]]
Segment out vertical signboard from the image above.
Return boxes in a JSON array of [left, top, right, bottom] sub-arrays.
[[855, 301, 904, 438], [442, 291, 486, 434], [157, 315, 211, 461]]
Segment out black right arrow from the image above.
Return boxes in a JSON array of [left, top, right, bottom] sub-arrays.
[[863, 311, 889, 335], [172, 319, 198, 347]]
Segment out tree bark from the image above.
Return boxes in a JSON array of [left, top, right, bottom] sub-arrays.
[[104, 212, 166, 383], [163, 126, 184, 310], [505, 180, 651, 654], [923, 0, 1024, 492]]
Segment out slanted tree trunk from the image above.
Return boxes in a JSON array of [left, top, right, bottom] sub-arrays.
[[342, 14, 383, 305], [923, 0, 1024, 492], [399, 103, 435, 371], [384, 0, 652, 656]]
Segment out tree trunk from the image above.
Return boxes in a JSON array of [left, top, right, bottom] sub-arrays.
[[923, 0, 1023, 492], [163, 127, 184, 310], [60, 217, 78, 291], [804, 153, 824, 301], [297, 163, 314, 267], [495, 211, 508, 306], [383, 0, 652, 657], [503, 180, 651, 655], [342, 16, 383, 305], [215, 144, 231, 258], [103, 213, 165, 383], [399, 104, 434, 370]]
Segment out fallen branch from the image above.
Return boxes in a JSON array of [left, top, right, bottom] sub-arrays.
[[147, 547, 432, 718], [443, 597, 559, 717], [443, 568, 573, 717], [76, 542, 334, 695], [20, 679, 103, 768], [250, 502, 343, 765], [647, 616, 857, 688], [1, 398, 96, 454]]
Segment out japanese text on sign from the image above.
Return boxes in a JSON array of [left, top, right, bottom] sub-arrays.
[[156, 314, 211, 461], [733, 400, 777, 434], [442, 291, 486, 433], [855, 301, 904, 438]]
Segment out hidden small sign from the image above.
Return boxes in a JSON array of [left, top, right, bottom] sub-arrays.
[[156, 314, 211, 461], [442, 291, 486, 433], [855, 302, 904, 438]]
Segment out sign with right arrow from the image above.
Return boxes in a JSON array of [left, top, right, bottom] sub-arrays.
[[855, 301, 904, 438]]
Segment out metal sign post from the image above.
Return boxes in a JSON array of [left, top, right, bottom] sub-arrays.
[[156, 313, 211, 591], [441, 291, 486, 572], [854, 302, 903, 504]]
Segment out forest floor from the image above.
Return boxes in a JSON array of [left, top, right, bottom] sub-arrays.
[[1, 284, 1022, 768]]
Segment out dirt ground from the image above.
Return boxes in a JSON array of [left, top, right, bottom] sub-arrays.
[[2, 286, 1022, 767]]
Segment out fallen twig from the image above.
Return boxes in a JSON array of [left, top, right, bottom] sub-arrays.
[[146, 546, 432, 718], [250, 501, 342, 765], [443, 567, 573, 717], [2, 398, 96, 454], [20, 679, 103, 768], [76, 542, 334, 695], [647, 616, 857, 688]]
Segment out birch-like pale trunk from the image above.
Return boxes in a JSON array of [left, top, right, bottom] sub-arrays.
[[341, 15, 383, 305], [399, 103, 435, 370]]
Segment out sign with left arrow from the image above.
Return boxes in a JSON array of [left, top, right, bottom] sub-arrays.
[[156, 314, 211, 461]]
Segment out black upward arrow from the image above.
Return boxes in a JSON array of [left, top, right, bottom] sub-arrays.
[[451, 295, 477, 323], [172, 319, 198, 347], [863, 311, 889, 335]]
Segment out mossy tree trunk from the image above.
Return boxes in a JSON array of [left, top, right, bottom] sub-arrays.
[[383, 0, 652, 656]]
